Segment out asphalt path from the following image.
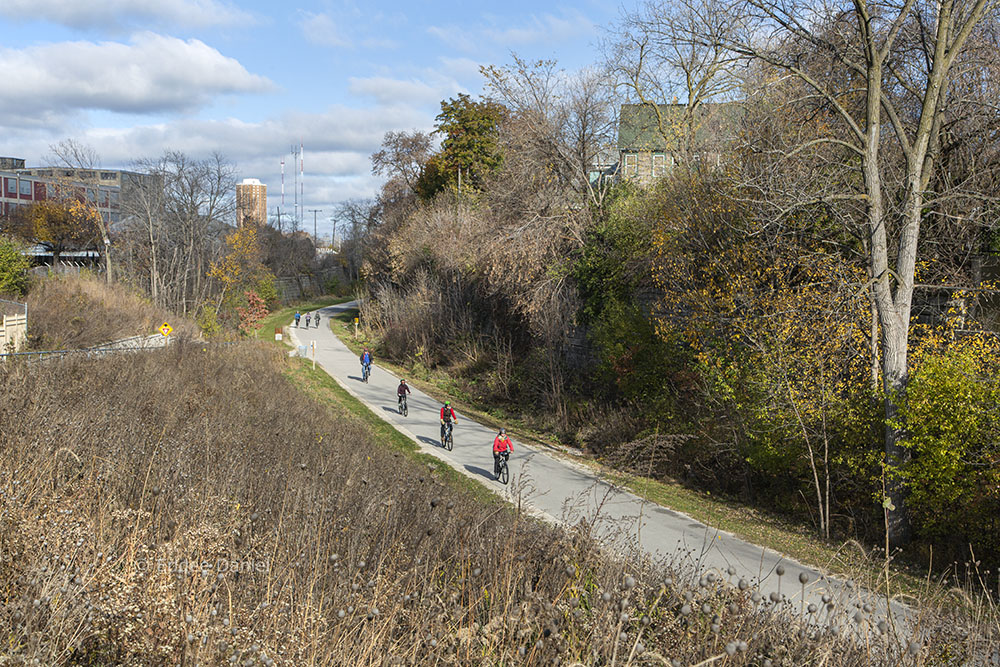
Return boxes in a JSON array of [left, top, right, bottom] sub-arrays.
[[289, 302, 903, 632]]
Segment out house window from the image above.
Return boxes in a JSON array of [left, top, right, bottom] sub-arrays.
[[19, 180, 31, 196], [653, 154, 668, 177], [5, 177, 14, 194], [624, 153, 638, 177], [101, 172, 116, 180]]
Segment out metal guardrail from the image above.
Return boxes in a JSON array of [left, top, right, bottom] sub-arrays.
[[0, 336, 240, 363], [0, 333, 169, 363]]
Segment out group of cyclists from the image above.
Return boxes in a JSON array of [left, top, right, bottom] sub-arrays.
[[293, 311, 321, 328], [358, 347, 513, 481]]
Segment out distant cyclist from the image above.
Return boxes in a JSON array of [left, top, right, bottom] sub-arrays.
[[305, 313, 311, 327], [294, 311, 301, 327], [360, 347, 373, 380], [314, 312, 321, 328], [440, 401, 458, 443], [397, 379, 410, 410], [493, 428, 513, 477]]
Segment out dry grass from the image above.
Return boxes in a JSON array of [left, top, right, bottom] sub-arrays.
[[25, 273, 201, 350], [1, 290, 995, 664], [0, 345, 950, 666]]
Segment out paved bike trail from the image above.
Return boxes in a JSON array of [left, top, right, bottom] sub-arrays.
[[289, 302, 895, 623]]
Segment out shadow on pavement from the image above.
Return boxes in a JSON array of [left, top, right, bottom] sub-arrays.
[[464, 464, 497, 481], [417, 436, 441, 448], [381, 406, 403, 416], [347, 376, 364, 382]]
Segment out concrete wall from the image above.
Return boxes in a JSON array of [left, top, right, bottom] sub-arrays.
[[275, 267, 348, 303]]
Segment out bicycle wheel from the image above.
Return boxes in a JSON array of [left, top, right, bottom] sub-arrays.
[[445, 431, 453, 451], [402, 398, 408, 417], [499, 459, 509, 485]]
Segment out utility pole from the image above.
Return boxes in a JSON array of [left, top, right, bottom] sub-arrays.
[[308, 209, 322, 247]]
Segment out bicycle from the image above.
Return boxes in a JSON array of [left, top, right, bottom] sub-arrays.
[[441, 422, 454, 451], [398, 393, 408, 416], [362, 363, 370, 383], [494, 451, 510, 485]]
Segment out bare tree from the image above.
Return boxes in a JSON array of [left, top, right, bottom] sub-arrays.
[[45, 139, 114, 282], [371, 131, 433, 194], [481, 55, 617, 209], [119, 152, 235, 314], [45, 139, 100, 170], [334, 199, 377, 282], [605, 0, 743, 166]]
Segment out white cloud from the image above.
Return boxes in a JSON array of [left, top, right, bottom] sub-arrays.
[[299, 11, 350, 48], [485, 12, 596, 44], [0, 0, 253, 31], [41, 104, 434, 207], [428, 11, 597, 53], [438, 56, 485, 83], [348, 76, 460, 107], [0, 33, 273, 124]]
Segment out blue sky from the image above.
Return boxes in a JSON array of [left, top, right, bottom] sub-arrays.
[[0, 0, 622, 239]]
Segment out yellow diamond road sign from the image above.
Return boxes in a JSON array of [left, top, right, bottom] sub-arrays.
[[159, 322, 173, 337]]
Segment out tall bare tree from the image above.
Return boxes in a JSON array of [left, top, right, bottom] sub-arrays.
[[45, 139, 114, 282], [120, 152, 235, 314], [605, 0, 742, 166]]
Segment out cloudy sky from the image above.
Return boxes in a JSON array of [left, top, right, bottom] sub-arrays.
[[0, 0, 619, 239]]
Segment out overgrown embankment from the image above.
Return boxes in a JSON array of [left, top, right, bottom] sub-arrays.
[[1, 290, 961, 664], [25, 273, 201, 350]]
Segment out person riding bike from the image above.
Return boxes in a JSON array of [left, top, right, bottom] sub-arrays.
[[314, 312, 321, 328], [294, 311, 301, 327], [440, 401, 458, 443], [493, 428, 513, 477], [360, 347, 373, 379], [397, 379, 410, 409], [305, 313, 311, 327]]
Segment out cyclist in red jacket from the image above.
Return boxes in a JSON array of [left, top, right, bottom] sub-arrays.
[[493, 428, 513, 477], [440, 401, 458, 443]]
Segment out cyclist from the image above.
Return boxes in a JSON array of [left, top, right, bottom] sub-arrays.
[[493, 428, 513, 477], [397, 379, 410, 411], [360, 347, 373, 380], [294, 311, 301, 327], [305, 313, 311, 327], [314, 312, 321, 328], [440, 401, 458, 444]]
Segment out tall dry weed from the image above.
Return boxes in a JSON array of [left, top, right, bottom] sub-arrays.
[[1, 342, 990, 664], [25, 273, 201, 350]]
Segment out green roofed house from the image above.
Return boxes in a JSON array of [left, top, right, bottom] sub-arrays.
[[617, 102, 739, 185]]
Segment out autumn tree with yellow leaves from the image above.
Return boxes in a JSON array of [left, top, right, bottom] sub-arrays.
[[207, 224, 277, 333], [8, 199, 101, 266]]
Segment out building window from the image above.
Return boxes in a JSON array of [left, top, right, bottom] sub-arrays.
[[653, 154, 668, 177], [110, 191, 119, 206], [5, 177, 14, 194], [19, 180, 31, 196], [101, 172, 116, 180], [86, 189, 96, 203], [624, 153, 638, 177]]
